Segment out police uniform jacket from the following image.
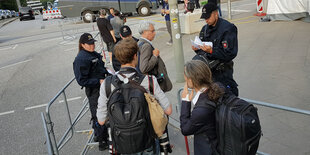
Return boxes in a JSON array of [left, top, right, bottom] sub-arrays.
[[180, 91, 217, 155], [73, 49, 109, 88], [196, 18, 238, 94]]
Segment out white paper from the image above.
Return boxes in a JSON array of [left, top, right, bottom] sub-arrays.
[[191, 36, 213, 49]]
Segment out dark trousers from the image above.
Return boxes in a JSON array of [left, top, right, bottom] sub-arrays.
[[195, 0, 200, 9], [85, 87, 108, 142]]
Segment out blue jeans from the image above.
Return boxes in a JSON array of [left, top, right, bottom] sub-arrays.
[[122, 147, 154, 155]]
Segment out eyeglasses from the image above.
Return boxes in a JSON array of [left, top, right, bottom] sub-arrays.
[[147, 29, 155, 33]]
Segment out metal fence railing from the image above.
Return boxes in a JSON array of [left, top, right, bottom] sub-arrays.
[[176, 88, 310, 155]]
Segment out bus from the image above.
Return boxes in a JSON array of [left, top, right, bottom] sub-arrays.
[[58, 0, 159, 22]]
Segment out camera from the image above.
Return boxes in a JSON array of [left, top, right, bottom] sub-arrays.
[[192, 54, 220, 70], [161, 13, 166, 16], [156, 73, 165, 84], [159, 130, 172, 155]]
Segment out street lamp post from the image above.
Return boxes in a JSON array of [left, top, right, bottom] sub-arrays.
[[168, 0, 185, 82]]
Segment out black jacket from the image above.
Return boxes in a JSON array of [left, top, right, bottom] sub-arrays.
[[196, 18, 238, 96], [180, 91, 217, 155], [73, 50, 109, 88]]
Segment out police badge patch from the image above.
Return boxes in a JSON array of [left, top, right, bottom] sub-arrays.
[[222, 41, 228, 49]]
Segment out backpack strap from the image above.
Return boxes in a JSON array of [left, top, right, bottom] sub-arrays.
[[136, 42, 145, 74], [147, 75, 154, 95], [105, 75, 113, 97]]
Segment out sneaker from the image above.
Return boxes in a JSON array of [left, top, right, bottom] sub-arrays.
[[99, 141, 108, 151], [166, 41, 172, 46]]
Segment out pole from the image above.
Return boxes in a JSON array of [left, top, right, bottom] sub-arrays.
[[168, 0, 185, 82], [16, 0, 21, 8], [227, 0, 231, 20]]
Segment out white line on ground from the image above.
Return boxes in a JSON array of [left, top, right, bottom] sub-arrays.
[[0, 47, 12, 51], [12, 44, 18, 49], [0, 59, 32, 70], [41, 37, 62, 43], [25, 104, 48, 110], [0, 110, 14, 116], [59, 96, 82, 103], [0, 44, 18, 51], [221, 9, 252, 13], [64, 47, 77, 52], [24, 96, 82, 111]]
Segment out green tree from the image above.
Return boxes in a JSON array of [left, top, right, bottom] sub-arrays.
[[0, 0, 27, 11]]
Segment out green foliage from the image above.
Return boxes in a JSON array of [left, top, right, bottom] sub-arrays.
[[201, 0, 208, 6], [0, 0, 27, 11]]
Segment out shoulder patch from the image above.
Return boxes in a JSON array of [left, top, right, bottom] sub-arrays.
[[222, 41, 228, 49]]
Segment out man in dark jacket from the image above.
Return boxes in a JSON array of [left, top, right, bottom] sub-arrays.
[[192, 3, 238, 96], [112, 25, 138, 72]]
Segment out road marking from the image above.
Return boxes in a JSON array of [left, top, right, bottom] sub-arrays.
[[64, 47, 77, 52], [41, 37, 62, 43], [12, 44, 18, 49], [0, 59, 32, 70], [130, 17, 165, 24], [0, 44, 18, 51], [25, 96, 82, 111], [234, 19, 258, 25], [0, 110, 14, 116], [229, 16, 256, 22], [25, 104, 48, 110], [59, 96, 82, 103], [221, 9, 252, 13]]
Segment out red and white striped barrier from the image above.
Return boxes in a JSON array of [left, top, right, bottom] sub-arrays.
[[43, 9, 63, 20], [254, 0, 266, 16]]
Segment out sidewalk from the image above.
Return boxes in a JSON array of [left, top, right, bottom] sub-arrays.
[[151, 2, 310, 155], [0, 17, 18, 29], [76, 0, 310, 154]]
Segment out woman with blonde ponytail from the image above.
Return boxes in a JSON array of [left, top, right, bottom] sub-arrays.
[[180, 60, 224, 155]]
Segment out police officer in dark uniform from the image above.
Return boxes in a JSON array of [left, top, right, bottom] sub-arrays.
[[73, 33, 110, 151], [192, 3, 238, 96]]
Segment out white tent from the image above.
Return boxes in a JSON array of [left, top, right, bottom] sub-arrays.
[[266, 0, 310, 21]]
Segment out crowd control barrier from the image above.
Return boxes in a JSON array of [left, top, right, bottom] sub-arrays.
[[177, 88, 310, 155]]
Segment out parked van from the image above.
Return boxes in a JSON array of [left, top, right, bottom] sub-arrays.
[[58, 0, 159, 22], [0, 10, 5, 19]]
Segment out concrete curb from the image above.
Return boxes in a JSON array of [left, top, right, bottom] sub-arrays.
[[0, 17, 18, 29]]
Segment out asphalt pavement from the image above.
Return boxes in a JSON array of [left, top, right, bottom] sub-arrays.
[[0, 0, 310, 154]]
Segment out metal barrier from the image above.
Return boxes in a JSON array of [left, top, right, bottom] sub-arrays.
[[41, 78, 93, 155], [41, 32, 109, 154], [177, 88, 310, 155]]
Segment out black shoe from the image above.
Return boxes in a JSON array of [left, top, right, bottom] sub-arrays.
[[99, 141, 108, 151]]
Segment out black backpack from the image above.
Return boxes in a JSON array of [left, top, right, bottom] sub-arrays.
[[105, 72, 155, 154], [204, 94, 261, 155]]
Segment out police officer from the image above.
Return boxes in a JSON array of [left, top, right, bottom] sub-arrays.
[[73, 33, 110, 151], [192, 3, 238, 96]]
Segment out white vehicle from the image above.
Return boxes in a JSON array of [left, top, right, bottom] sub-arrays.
[[0, 10, 5, 19], [5, 10, 12, 18]]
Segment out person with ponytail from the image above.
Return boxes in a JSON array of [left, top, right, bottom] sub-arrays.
[[180, 60, 224, 155], [73, 33, 110, 151]]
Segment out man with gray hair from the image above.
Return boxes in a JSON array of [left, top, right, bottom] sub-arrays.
[[137, 20, 172, 92]]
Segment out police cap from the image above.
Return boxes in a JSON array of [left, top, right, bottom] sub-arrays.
[[200, 3, 218, 19], [80, 33, 96, 44]]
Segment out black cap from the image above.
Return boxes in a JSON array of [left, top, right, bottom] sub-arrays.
[[120, 25, 132, 38], [200, 3, 218, 19], [80, 33, 96, 44]]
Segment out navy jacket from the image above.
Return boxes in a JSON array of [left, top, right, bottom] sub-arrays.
[[73, 50, 109, 88], [195, 18, 238, 96], [180, 92, 217, 155]]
